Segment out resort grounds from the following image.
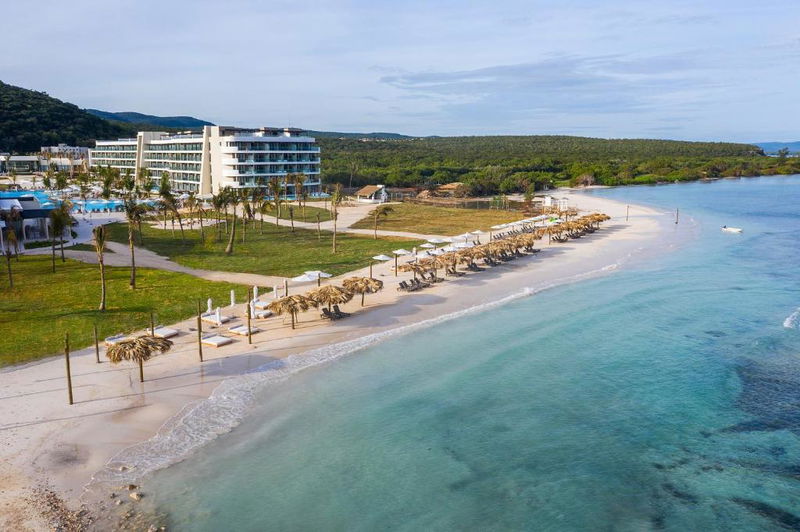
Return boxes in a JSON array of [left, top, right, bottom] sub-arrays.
[[0, 192, 670, 529]]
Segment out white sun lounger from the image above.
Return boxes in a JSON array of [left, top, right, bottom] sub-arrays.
[[200, 334, 233, 347], [229, 325, 262, 336], [254, 309, 273, 319], [201, 313, 231, 324], [104, 334, 129, 346], [153, 326, 179, 339], [254, 300, 272, 310]]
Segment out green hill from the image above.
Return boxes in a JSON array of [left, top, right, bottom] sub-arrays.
[[85, 109, 213, 128], [0, 81, 140, 153]]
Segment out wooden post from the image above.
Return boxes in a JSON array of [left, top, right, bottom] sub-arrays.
[[138, 359, 144, 383], [284, 279, 289, 297], [247, 288, 253, 345], [675, 208, 679, 225], [64, 333, 74, 405], [394, 255, 398, 277], [196, 300, 204, 363], [150, 311, 155, 336], [93, 324, 100, 363]]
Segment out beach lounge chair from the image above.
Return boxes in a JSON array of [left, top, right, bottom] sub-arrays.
[[200, 334, 233, 347], [254, 299, 272, 310], [104, 334, 129, 346], [201, 313, 232, 325], [153, 326, 179, 339], [397, 281, 414, 291], [410, 278, 429, 289], [321, 307, 340, 320], [333, 305, 351, 318], [229, 325, 261, 336], [254, 309, 273, 319]]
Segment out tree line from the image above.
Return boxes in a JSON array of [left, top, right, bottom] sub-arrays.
[[318, 136, 800, 195]]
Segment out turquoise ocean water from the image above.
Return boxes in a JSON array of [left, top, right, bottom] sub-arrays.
[[143, 176, 800, 531]]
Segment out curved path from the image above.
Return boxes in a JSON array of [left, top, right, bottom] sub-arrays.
[[22, 202, 445, 287]]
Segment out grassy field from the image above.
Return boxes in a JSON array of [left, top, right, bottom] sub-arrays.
[[106, 221, 421, 278], [350, 203, 524, 235], [0, 255, 243, 366]]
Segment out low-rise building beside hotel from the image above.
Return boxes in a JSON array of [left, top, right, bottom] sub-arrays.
[[90, 125, 322, 195], [40, 144, 90, 159]]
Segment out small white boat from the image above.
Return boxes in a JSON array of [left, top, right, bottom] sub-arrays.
[[722, 226, 743, 234]]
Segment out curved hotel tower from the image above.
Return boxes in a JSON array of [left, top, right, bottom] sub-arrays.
[[90, 126, 321, 196]]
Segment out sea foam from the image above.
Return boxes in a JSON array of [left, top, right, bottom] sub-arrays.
[[783, 308, 800, 330], [87, 258, 628, 492]]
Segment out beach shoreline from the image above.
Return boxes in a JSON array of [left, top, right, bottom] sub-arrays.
[[0, 192, 679, 529]]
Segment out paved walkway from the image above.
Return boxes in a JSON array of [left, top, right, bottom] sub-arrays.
[[22, 202, 444, 287]]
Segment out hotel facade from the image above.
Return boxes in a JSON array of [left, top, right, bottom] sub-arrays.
[[89, 126, 321, 195]]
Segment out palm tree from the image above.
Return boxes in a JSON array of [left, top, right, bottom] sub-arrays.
[[4, 228, 16, 289], [331, 183, 343, 253], [268, 177, 283, 225], [224, 188, 240, 255], [93, 225, 108, 311], [371, 204, 393, 239], [292, 173, 306, 218], [49, 203, 71, 271], [107, 335, 173, 383], [241, 199, 252, 243], [211, 193, 225, 242], [123, 199, 148, 289]]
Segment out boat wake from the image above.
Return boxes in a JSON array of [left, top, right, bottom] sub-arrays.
[[86, 256, 630, 494], [783, 308, 800, 330]]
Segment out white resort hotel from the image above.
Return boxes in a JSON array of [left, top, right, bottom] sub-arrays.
[[89, 126, 321, 195]]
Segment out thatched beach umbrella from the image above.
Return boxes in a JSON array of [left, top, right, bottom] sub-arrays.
[[307, 284, 354, 310], [343, 277, 384, 306], [106, 335, 173, 383], [268, 294, 316, 329]]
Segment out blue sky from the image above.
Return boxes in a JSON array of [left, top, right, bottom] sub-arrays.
[[3, 0, 799, 141]]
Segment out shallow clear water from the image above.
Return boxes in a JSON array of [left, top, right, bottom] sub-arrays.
[[145, 176, 800, 531]]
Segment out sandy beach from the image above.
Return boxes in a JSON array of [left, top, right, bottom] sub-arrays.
[[0, 192, 675, 529]]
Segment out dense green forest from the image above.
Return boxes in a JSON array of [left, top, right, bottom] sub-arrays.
[[318, 136, 800, 194], [0, 81, 144, 152]]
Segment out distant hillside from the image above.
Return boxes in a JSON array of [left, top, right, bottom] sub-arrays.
[[0, 81, 139, 152], [319, 135, 785, 193], [308, 130, 411, 140], [754, 141, 800, 154], [86, 109, 213, 128], [320, 135, 765, 168]]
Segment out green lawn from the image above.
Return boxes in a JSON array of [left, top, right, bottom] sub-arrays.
[[105, 221, 421, 278], [0, 255, 244, 366], [350, 203, 524, 235]]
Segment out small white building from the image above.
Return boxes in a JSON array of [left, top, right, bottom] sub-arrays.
[[543, 195, 569, 210], [41, 144, 90, 159], [355, 184, 388, 203]]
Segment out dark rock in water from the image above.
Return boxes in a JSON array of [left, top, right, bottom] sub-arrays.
[[662, 482, 699, 504], [650, 514, 666, 529], [732, 498, 800, 530], [700, 430, 712, 438], [727, 358, 800, 435], [770, 446, 787, 457], [705, 330, 727, 337]]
